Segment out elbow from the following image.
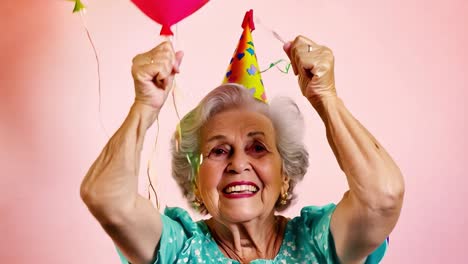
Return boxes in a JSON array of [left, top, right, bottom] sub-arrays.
[[80, 178, 132, 226], [80, 180, 105, 218], [377, 181, 405, 214], [382, 169, 405, 211], [359, 170, 405, 214], [80, 176, 100, 209], [80, 165, 101, 208], [377, 184, 404, 213], [80, 179, 91, 204]]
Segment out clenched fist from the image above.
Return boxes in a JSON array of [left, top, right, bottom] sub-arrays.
[[283, 36, 337, 107], [131, 41, 184, 112]]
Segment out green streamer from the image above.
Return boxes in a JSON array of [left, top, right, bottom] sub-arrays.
[[261, 59, 292, 74], [186, 152, 202, 183], [72, 0, 86, 13]]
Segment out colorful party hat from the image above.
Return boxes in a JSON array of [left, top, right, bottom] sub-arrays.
[[223, 9, 267, 103]]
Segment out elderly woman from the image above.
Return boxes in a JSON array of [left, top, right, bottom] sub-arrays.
[[81, 36, 404, 264]]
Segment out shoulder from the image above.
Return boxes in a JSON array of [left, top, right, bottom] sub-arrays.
[[117, 207, 217, 264], [290, 203, 337, 227], [162, 207, 209, 237], [279, 204, 338, 263], [283, 203, 337, 242], [284, 204, 387, 264]]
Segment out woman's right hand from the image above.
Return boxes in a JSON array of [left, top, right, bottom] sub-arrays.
[[131, 41, 184, 112]]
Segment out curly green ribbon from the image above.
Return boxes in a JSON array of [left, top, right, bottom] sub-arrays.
[[186, 152, 203, 183], [261, 59, 291, 74]]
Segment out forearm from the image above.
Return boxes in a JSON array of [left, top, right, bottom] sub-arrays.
[[312, 96, 404, 210], [81, 102, 158, 221]]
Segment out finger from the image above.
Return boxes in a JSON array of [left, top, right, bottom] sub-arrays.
[[173, 51, 184, 73], [149, 40, 174, 56], [283, 41, 292, 56], [132, 55, 174, 90], [131, 52, 171, 69], [149, 50, 174, 66], [153, 62, 173, 88], [155, 72, 168, 89], [297, 48, 322, 74], [294, 35, 320, 49], [135, 62, 172, 89], [159, 76, 169, 89], [290, 42, 309, 76], [290, 37, 321, 76], [133, 57, 173, 79], [290, 36, 321, 66], [283, 41, 299, 75], [301, 49, 334, 76], [283, 41, 300, 75], [299, 47, 333, 78], [148, 42, 175, 68], [132, 41, 175, 66], [132, 52, 152, 65]]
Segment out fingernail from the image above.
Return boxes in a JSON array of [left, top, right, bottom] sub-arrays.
[[283, 42, 292, 52]]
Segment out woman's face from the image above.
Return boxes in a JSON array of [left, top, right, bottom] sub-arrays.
[[197, 109, 289, 223]]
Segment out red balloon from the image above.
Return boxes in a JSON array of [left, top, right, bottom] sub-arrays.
[[131, 0, 209, 36]]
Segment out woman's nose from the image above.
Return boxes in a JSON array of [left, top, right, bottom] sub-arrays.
[[226, 151, 251, 174]]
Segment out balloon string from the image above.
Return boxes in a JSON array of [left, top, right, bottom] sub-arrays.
[[146, 78, 180, 209], [147, 117, 160, 209], [79, 11, 109, 138], [145, 29, 182, 209], [170, 26, 184, 152], [172, 79, 183, 150]]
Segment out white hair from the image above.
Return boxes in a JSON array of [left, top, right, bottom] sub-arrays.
[[171, 83, 309, 214]]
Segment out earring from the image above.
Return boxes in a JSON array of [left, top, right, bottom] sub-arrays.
[[280, 192, 289, 205], [192, 197, 203, 208]]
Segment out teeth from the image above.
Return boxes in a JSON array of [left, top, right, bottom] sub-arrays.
[[225, 185, 258, 194]]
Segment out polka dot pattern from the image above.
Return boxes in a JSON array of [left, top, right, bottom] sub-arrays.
[[116, 204, 388, 263]]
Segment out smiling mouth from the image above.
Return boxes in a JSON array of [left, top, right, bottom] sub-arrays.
[[222, 182, 259, 197]]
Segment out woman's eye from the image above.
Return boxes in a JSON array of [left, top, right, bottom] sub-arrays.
[[208, 146, 230, 159], [213, 148, 227, 155], [249, 143, 267, 154], [254, 145, 265, 152]]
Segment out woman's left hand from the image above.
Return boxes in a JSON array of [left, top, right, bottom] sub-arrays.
[[283, 36, 337, 107]]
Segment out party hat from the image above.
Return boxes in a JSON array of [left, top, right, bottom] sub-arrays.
[[223, 9, 267, 103]]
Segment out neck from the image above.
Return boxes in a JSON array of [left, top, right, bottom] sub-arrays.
[[206, 214, 287, 263]]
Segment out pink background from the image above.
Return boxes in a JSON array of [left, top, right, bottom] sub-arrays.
[[1, 0, 467, 262]]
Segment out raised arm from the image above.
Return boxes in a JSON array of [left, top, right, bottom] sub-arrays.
[[284, 36, 404, 264], [80, 42, 183, 264]]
